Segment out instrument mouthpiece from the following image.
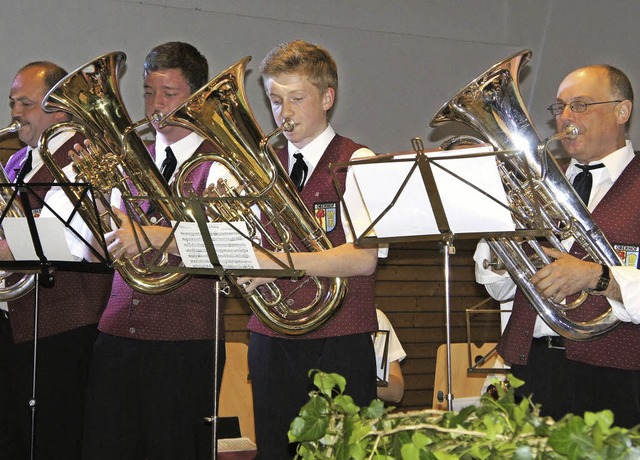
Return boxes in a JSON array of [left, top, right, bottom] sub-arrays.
[[10, 120, 22, 132], [151, 111, 164, 123], [564, 124, 579, 140], [281, 118, 295, 132]]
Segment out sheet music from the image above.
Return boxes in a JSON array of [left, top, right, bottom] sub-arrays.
[[352, 146, 516, 238], [3, 217, 75, 261], [173, 221, 260, 269]]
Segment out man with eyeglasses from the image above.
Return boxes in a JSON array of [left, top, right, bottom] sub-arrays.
[[475, 64, 640, 427]]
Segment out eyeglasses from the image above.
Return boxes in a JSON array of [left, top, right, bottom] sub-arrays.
[[547, 100, 622, 116]]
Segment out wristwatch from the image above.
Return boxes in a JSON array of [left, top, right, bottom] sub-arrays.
[[590, 264, 610, 293]]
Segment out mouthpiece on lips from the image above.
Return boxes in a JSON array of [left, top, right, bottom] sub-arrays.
[[563, 123, 580, 140], [151, 111, 164, 123], [281, 118, 295, 132]]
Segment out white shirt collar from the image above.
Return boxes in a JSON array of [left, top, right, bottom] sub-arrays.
[[565, 140, 635, 211], [27, 129, 75, 178], [566, 140, 635, 183], [155, 132, 205, 173], [287, 125, 335, 176]]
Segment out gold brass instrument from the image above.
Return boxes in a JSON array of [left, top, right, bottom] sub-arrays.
[[0, 121, 37, 300], [430, 50, 620, 340], [160, 56, 348, 335], [38, 51, 191, 294]]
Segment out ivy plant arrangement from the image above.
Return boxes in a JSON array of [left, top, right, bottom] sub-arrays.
[[288, 371, 640, 459]]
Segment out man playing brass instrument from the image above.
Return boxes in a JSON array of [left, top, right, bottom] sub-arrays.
[[235, 39, 387, 459], [81, 42, 225, 460], [0, 61, 113, 459], [477, 64, 640, 427]]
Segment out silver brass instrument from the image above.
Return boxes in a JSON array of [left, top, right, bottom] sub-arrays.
[[38, 52, 191, 294], [0, 121, 37, 300], [161, 56, 348, 335], [430, 50, 620, 340]]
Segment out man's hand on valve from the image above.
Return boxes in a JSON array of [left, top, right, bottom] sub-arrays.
[[530, 247, 603, 302]]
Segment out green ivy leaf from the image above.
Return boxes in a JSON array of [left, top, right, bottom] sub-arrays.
[[312, 370, 346, 397], [334, 394, 360, 415], [289, 396, 330, 442], [362, 398, 387, 419], [548, 415, 593, 458]]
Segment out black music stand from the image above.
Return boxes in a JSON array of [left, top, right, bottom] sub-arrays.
[[0, 180, 111, 460], [373, 329, 391, 387], [121, 192, 302, 460], [330, 140, 549, 411]]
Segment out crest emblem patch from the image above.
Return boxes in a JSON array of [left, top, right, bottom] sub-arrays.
[[614, 243, 640, 269], [314, 202, 338, 233]]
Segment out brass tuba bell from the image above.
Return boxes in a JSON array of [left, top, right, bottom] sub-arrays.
[[430, 50, 620, 340], [0, 121, 37, 300], [38, 52, 191, 294], [161, 56, 348, 335]]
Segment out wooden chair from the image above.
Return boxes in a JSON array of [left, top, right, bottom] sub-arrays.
[[219, 342, 255, 442], [432, 342, 506, 411]]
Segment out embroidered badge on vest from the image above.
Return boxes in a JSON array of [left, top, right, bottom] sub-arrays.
[[614, 243, 640, 268], [314, 202, 338, 233]]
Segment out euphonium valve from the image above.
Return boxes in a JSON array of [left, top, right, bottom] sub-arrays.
[[430, 50, 620, 340], [161, 56, 348, 335]]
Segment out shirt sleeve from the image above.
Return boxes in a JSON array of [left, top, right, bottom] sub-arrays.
[[342, 148, 388, 258], [473, 239, 517, 301], [609, 266, 640, 323]]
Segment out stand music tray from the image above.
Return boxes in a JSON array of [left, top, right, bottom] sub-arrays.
[[329, 140, 549, 411], [120, 192, 306, 280], [0, 180, 111, 276]]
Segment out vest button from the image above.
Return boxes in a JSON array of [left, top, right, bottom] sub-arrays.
[[286, 299, 294, 307], [132, 299, 140, 306], [129, 327, 136, 334], [518, 353, 525, 362]]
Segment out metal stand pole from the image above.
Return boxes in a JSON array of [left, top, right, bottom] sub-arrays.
[[442, 240, 455, 411], [207, 279, 228, 459], [29, 274, 39, 460]]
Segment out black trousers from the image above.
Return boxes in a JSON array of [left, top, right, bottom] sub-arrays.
[[0, 313, 98, 460], [248, 332, 377, 459], [511, 338, 640, 428], [82, 333, 225, 460]]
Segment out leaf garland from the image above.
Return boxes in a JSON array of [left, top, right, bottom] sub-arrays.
[[288, 371, 640, 459]]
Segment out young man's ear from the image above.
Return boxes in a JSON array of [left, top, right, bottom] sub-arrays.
[[322, 88, 335, 111]]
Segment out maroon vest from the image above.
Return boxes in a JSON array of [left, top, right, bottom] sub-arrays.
[[498, 155, 640, 369], [247, 134, 378, 339], [98, 141, 225, 341], [4, 134, 114, 343]]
